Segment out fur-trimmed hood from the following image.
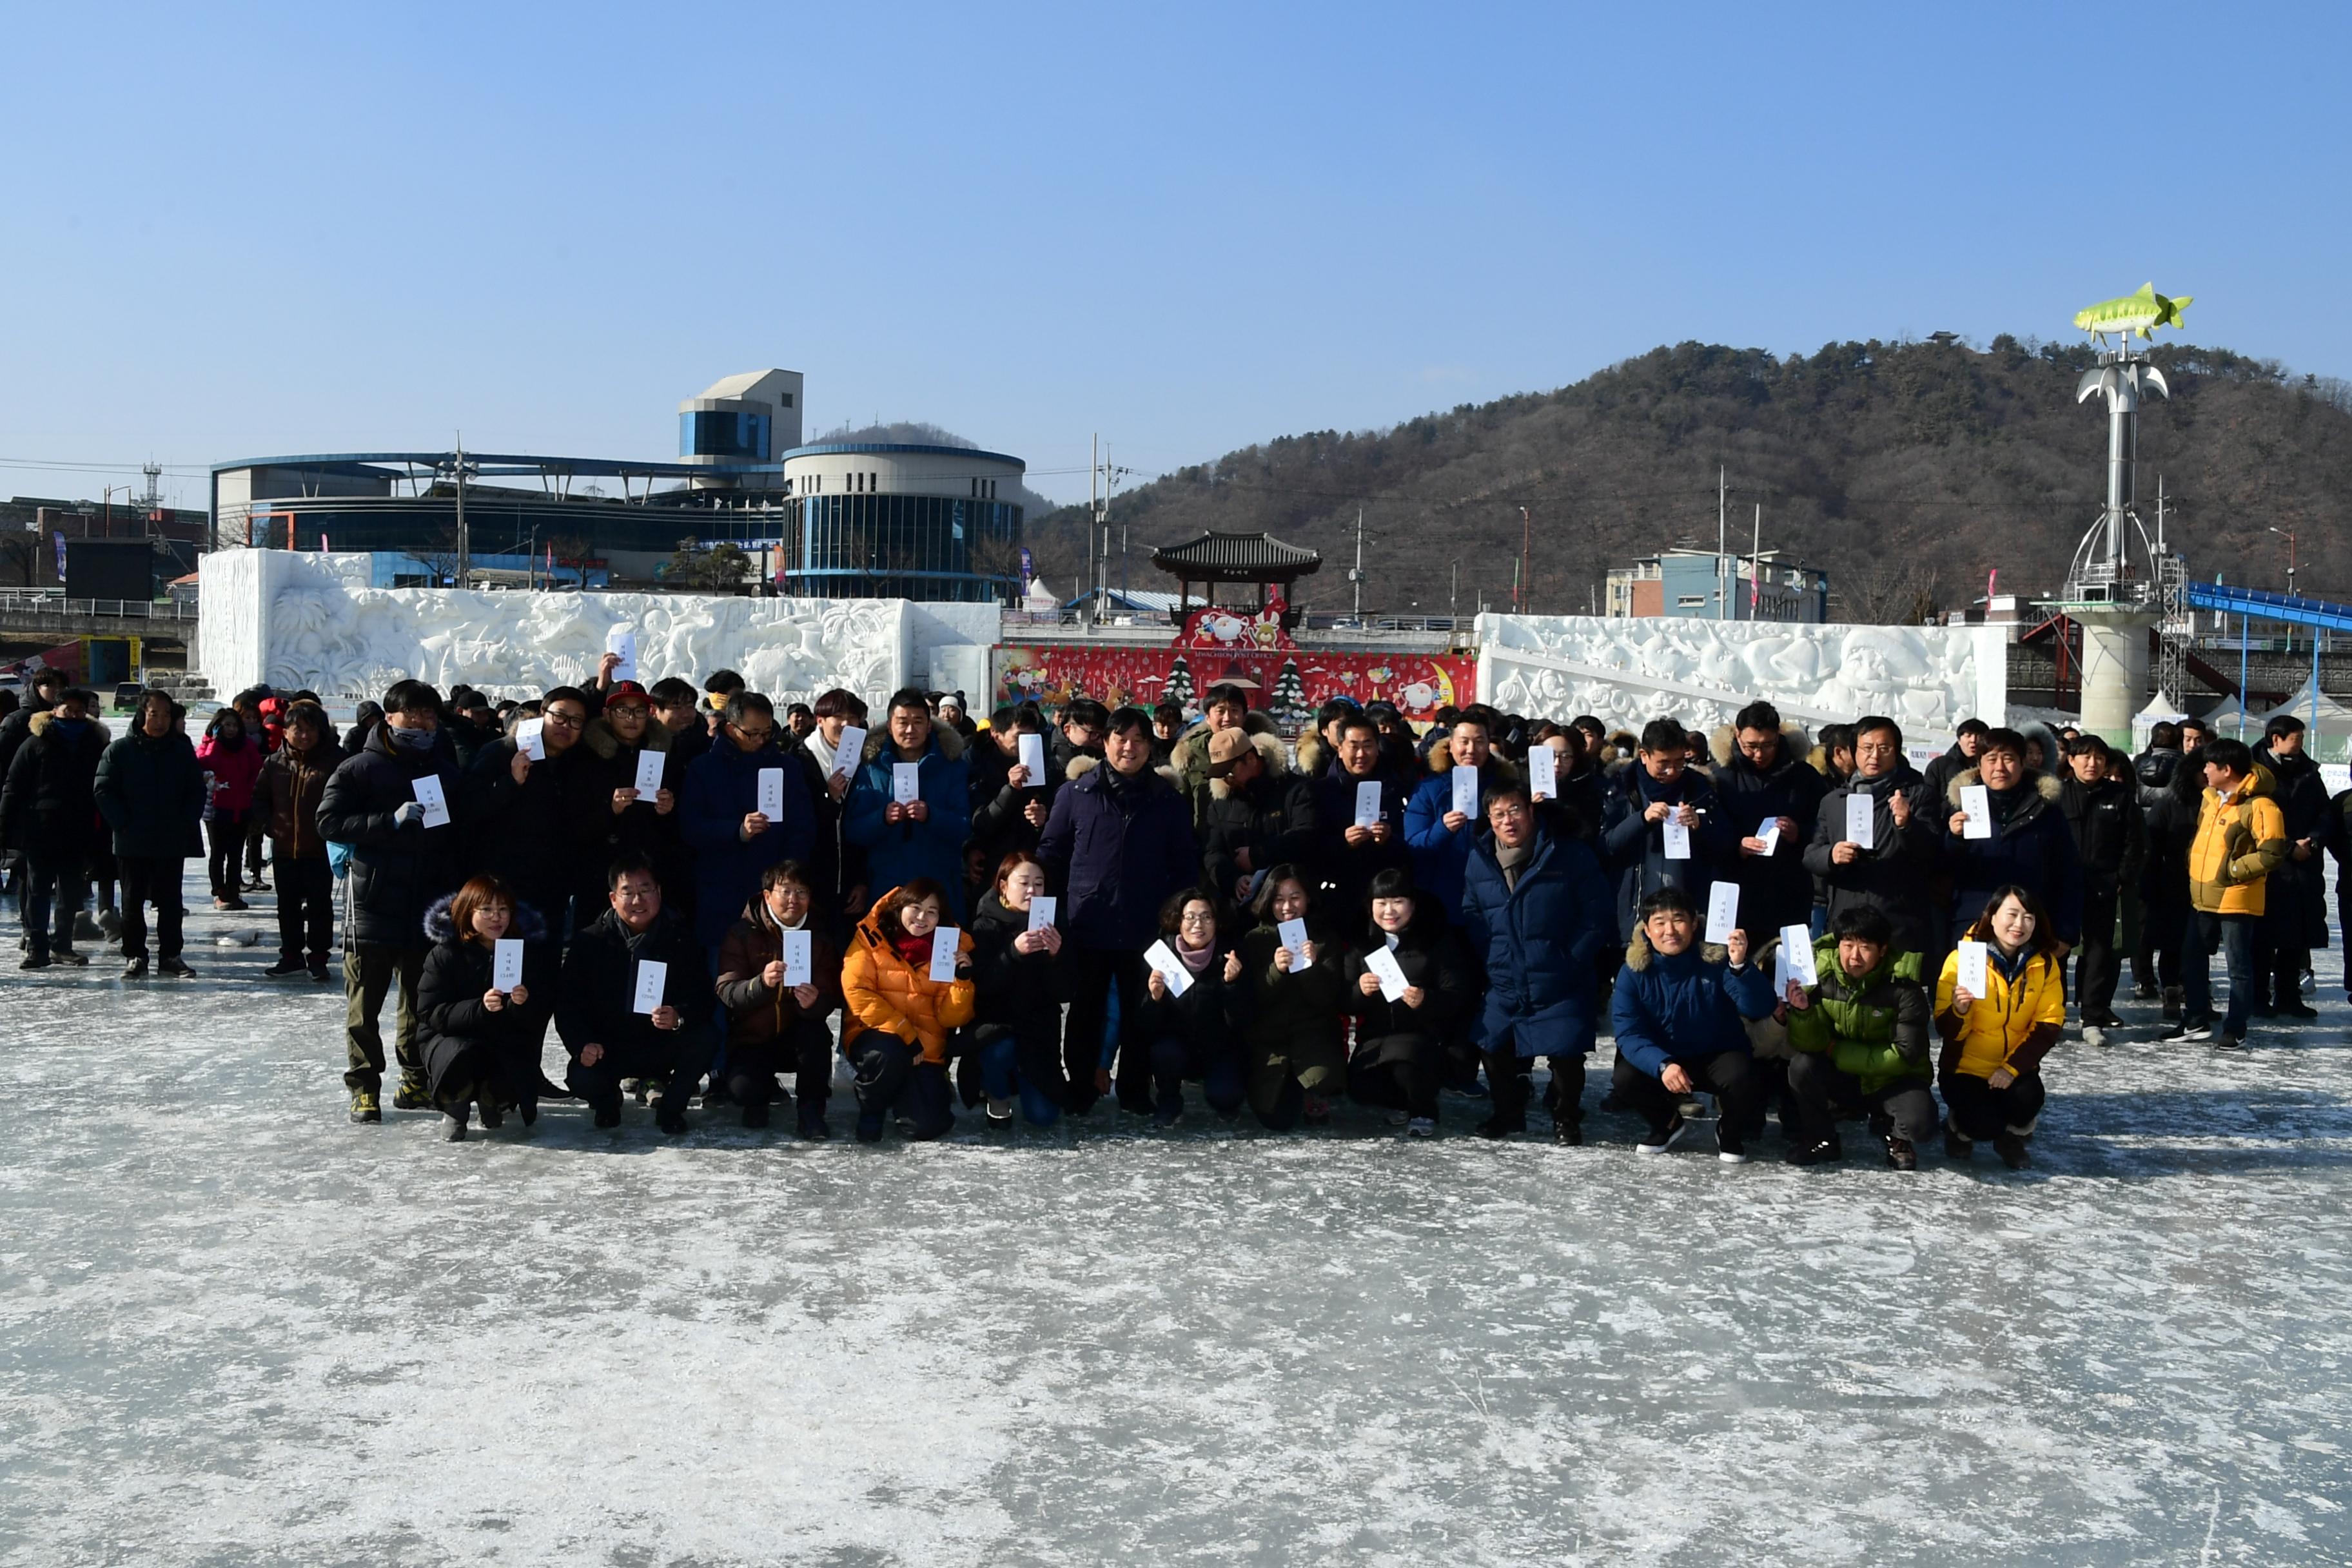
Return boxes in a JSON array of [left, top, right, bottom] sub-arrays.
[[1708, 720, 1811, 772], [26, 710, 110, 743], [1426, 736, 1522, 783], [582, 713, 671, 761], [1170, 710, 1277, 775], [859, 721, 965, 765], [1945, 765, 2064, 810], [1206, 730, 1291, 800], [1067, 752, 1183, 789], [422, 891, 551, 946], [1806, 743, 1843, 781], [1623, 926, 1730, 972]]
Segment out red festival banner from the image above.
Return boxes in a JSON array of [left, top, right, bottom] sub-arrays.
[[995, 642, 1475, 736]]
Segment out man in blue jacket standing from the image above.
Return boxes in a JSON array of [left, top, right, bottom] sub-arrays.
[[1609, 886, 1778, 1161], [680, 692, 815, 970], [1037, 706, 1198, 1115], [842, 687, 973, 918], [1460, 783, 1611, 1142], [1404, 706, 1514, 930]]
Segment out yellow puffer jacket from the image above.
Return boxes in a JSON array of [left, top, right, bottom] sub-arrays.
[[841, 905, 976, 1064], [1933, 934, 2065, 1082], [2187, 765, 2289, 916]]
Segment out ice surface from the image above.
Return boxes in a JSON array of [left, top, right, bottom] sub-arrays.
[[4, 879, 2350, 1565]]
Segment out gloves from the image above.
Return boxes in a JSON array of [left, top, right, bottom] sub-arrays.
[[393, 801, 425, 828]]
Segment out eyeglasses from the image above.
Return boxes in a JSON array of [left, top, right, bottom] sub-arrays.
[[542, 710, 585, 729], [734, 725, 775, 743], [1179, 911, 1217, 926]]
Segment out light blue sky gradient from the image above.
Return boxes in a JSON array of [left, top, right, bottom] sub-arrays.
[[3, 1, 2342, 509]]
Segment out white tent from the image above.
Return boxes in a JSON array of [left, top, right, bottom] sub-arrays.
[[2130, 691, 2191, 752]]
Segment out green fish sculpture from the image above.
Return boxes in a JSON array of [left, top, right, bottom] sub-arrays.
[[2073, 282, 2192, 341]]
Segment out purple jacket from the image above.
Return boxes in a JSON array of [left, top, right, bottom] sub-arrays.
[[1036, 758, 1199, 952]]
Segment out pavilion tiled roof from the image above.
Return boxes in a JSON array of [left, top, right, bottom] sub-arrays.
[[1149, 531, 1322, 577]]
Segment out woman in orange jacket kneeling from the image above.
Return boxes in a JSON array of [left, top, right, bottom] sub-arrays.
[[842, 879, 975, 1142]]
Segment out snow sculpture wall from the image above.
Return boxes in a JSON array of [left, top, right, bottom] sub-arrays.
[[1475, 613, 2006, 742], [199, 551, 997, 705]]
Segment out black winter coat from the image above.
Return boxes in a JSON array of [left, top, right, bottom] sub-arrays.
[[1597, 762, 1732, 941], [93, 727, 206, 859], [464, 737, 602, 914], [2060, 774, 2146, 888], [2261, 747, 2331, 948], [1707, 730, 1829, 938], [415, 895, 557, 1092], [1035, 758, 1199, 953], [1801, 764, 1942, 955], [572, 718, 685, 906], [554, 903, 713, 1061], [317, 725, 466, 950], [1309, 759, 1413, 913], [1340, 917, 1472, 1068], [966, 890, 1072, 1041], [0, 712, 110, 858], [1132, 939, 1239, 1055], [1941, 768, 2084, 946], [1199, 744, 1321, 903]]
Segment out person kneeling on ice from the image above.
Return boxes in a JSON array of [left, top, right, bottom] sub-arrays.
[[1139, 891, 1247, 1128], [556, 852, 717, 1134], [1935, 884, 2064, 1170], [841, 880, 975, 1142], [966, 852, 1073, 1130], [1342, 868, 1473, 1139], [1608, 887, 1777, 1161], [1781, 906, 1935, 1170], [715, 861, 842, 1135], [417, 875, 556, 1141]]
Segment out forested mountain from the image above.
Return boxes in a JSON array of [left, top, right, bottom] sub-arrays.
[[1021, 338, 2352, 622]]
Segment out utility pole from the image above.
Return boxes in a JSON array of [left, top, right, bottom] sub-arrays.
[[452, 435, 472, 590], [1449, 558, 1459, 621], [1084, 433, 1097, 627], [1517, 505, 1533, 613], [1350, 508, 1366, 618], [1750, 500, 1761, 620], [1716, 466, 1727, 620]]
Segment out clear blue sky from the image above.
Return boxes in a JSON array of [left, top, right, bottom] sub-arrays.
[[3, 1, 2344, 511]]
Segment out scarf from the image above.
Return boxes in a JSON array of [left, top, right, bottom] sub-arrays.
[[892, 933, 933, 970], [1175, 938, 1216, 974], [1495, 839, 1533, 890]]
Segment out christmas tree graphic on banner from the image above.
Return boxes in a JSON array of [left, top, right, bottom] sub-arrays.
[[1163, 654, 1195, 713], [1269, 658, 1311, 733]]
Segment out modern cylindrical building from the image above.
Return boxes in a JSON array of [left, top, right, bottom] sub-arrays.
[[780, 442, 1025, 603]]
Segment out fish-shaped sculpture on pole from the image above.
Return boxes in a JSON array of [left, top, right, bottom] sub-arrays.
[[2073, 282, 2192, 344]]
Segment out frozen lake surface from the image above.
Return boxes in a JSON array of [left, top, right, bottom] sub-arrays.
[[4, 887, 2350, 1566]]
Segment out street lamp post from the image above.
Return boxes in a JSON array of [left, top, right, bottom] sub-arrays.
[[2270, 526, 2297, 654]]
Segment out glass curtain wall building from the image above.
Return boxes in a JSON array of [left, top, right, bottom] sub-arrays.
[[786, 493, 1022, 602]]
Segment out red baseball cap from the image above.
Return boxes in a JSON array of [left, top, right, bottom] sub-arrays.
[[605, 680, 652, 707]]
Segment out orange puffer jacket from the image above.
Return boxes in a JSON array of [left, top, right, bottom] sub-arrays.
[[841, 904, 976, 1063]]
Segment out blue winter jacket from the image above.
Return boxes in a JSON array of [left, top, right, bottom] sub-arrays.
[[1458, 825, 1612, 1059], [1598, 761, 1734, 941], [680, 737, 816, 948], [1609, 932, 1778, 1079], [1404, 740, 1517, 927], [841, 724, 973, 919], [1036, 756, 1199, 952]]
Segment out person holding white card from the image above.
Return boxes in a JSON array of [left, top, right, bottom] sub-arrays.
[[716, 862, 842, 1133], [968, 706, 1058, 865], [1803, 715, 1942, 962], [1237, 867, 1346, 1130], [1934, 885, 2067, 1170], [1340, 868, 1471, 1137], [556, 854, 717, 1133], [966, 853, 1072, 1128], [418, 875, 556, 1141], [1710, 701, 1828, 943], [577, 681, 683, 912], [464, 685, 598, 935], [793, 688, 873, 929], [1460, 784, 1614, 1141], [1608, 886, 1778, 1162], [1600, 718, 1731, 946], [1313, 711, 1411, 916], [840, 879, 974, 1142], [842, 688, 974, 921], [317, 680, 468, 1123], [1780, 905, 1937, 1170], [1939, 728, 2084, 968], [681, 692, 816, 971], [1404, 708, 1513, 936], [1138, 892, 1248, 1126]]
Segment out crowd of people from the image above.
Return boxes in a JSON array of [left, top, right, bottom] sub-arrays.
[[3, 655, 2341, 1167]]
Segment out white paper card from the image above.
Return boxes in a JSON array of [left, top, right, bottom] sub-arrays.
[[1956, 939, 1990, 998], [1028, 896, 1057, 932], [1364, 945, 1409, 1002], [1756, 816, 1781, 855], [1773, 945, 1789, 996], [1144, 939, 1191, 997], [892, 763, 922, 805], [1846, 792, 1876, 850], [633, 750, 665, 799], [1705, 881, 1741, 944], [928, 930, 961, 983], [1277, 917, 1312, 969], [781, 928, 813, 988], [1527, 745, 1557, 799], [1451, 767, 1479, 819], [831, 726, 867, 778], [757, 767, 785, 820], [1663, 818, 1692, 859], [605, 626, 638, 683], [1018, 732, 1047, 783], [492, 938, 524, 992], [516, 718, 546, 761], [1780, 925, 1818, 988], [1960, 783, 1993, 840], [1355, 781, 1384, 828], [632, 959, 667, 1015], [411, 774, 451, 829]]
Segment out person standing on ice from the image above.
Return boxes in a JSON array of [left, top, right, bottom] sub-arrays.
[[680, 691, 816, 977], [1607, 886, 1777, 1162], [93, 689, 206, 980], [464, 685, 600, 940], [1, 685, 107, 972], [318, 680, 466, 1124], [556, 853, 716, 1134], [841, 687, 973, 921]]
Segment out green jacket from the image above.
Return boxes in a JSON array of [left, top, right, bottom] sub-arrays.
[[1785, 937, 1930, 1094]]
